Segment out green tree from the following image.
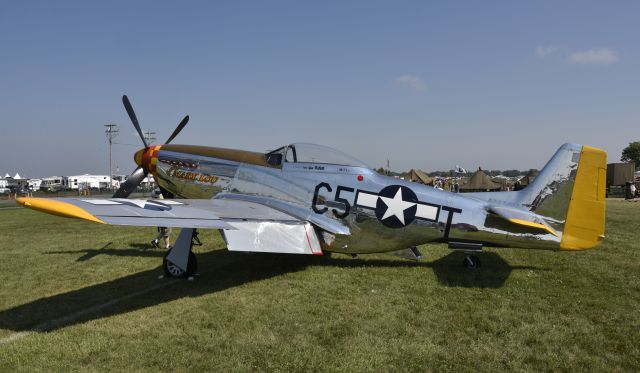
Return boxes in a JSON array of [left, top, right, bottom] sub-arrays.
[[621, 141, 640, 168], [375, 167, 387, 175]]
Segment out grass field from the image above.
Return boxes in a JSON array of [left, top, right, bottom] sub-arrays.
[[0, 199, 638, 372]]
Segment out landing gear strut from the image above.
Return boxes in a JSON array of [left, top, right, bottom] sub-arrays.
[[463, 255, 481, 269], [163, 228, 199, 278]]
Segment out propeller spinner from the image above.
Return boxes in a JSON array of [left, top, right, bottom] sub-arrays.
[[112, 95, 189, 198]]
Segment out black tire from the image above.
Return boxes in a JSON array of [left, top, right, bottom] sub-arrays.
[[163, 251, 197, 278], [463, 255, 481, 269]]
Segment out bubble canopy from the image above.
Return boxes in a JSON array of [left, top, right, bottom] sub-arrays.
[[266, 143, 368, 167]]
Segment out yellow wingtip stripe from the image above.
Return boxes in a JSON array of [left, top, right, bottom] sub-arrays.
[[508, 218, 559, 237], [16, 198, 105, 224]]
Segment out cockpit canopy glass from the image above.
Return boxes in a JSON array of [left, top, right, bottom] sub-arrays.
[[265, 143, 368, 167]]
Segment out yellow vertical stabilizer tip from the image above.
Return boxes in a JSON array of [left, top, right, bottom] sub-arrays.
[[560, 145, 607, 250], [15, 197, 105, 224]]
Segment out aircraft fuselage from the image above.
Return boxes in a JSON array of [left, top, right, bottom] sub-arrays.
[[135, 143, 561, 254]]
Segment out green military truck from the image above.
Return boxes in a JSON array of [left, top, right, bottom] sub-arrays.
[[607, 162, 636, 198]]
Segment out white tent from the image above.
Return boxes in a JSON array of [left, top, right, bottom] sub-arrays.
[[4, 173, 10, 178], [14, 173, 22, 179]]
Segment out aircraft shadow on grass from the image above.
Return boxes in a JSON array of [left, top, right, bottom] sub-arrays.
[[0, 248, 541, 333], [47, 242, 166, 261]]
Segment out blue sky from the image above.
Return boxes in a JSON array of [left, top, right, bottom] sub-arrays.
[[1, 1, 638, 177]]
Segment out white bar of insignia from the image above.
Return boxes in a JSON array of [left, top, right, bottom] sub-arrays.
[[356, 192, 378, 208], [415, 204, 438, 220], [160, 200, 184, 205], [81, 199, 121, 205]]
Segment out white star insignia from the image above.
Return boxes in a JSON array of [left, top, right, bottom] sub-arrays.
[[379, 188, 416, 225]]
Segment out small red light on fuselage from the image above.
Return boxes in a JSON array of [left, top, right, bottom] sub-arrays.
[[357, 175, 364, 182]]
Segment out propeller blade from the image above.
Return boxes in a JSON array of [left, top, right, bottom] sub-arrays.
[[122, 95, 149, 148], [159, 186, 174, 199], [165, 115, 189, 144], [112, 166, 147, 198]]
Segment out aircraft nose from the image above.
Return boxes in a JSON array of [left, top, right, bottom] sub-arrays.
[[134, 148, 145, 167], [134, 145, 163, 174]]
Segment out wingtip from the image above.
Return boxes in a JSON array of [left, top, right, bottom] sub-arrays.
[[15, 197, 29, 206], [16, 197, 105, 224]]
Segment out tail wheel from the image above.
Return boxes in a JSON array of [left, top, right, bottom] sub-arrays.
[[163, 251, 197, 278]]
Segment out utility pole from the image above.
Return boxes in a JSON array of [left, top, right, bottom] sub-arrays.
[[105, 124, 119, 191], [143, 130, 156, 144]]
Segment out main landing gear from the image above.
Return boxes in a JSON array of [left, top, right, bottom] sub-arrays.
[[163, 251, 197, 278], [163, 228, 199, 278]]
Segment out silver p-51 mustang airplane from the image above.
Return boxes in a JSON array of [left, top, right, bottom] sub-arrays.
[[16, 96, 607, 278]]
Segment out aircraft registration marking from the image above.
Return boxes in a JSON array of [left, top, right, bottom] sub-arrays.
[[313, 183, 459, 230]]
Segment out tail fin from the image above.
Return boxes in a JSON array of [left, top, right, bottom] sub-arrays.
[[518, 143, 607, 250]]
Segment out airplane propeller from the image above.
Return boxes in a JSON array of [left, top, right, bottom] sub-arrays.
[[122, 95, 149, 149], [112, 166, 147, 198], [165, 115, 190, 144], [112, 95, 189, 198]]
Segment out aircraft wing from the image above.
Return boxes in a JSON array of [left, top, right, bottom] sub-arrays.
[[487, 204, 559, 237], [16, 196, 336, 255], [213, 193, 351, 235], [15, 197, 299, 229]]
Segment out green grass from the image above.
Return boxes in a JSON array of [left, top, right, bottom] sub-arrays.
[[0, 199, 639, 372]]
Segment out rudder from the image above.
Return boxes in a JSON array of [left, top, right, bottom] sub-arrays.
[[559, 145, 607, 250]]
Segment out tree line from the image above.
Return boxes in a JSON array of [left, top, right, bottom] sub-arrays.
[[621, 141, 640, 169]]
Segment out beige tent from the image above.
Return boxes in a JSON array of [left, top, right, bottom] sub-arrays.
[[491, 177, 511, 190], [406, 169, 434, 185], [460, 168, 501, 192]]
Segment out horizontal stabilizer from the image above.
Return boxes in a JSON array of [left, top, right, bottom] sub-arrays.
[[487, 205, 558, 237]]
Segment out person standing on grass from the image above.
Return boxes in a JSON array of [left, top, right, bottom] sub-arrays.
[[150, 188, 172, 249]]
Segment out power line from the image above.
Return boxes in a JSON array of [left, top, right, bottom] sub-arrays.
[[113, 142, 144, 147], [143, 130, 156, 144], [105, 124, 119, 190]]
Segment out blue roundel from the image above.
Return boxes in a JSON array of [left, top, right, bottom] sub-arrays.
[[374, 185, 418, 228]]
